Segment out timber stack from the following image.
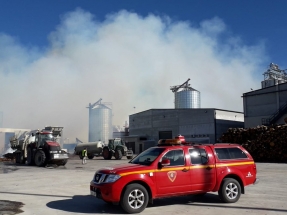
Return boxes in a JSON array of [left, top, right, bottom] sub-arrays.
[[220, 124, 287, 163]]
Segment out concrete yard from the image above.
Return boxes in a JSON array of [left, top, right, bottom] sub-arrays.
[[0, 157, 287, 215]]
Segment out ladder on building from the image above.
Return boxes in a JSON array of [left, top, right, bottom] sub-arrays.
[[262, 101, 287, 126]]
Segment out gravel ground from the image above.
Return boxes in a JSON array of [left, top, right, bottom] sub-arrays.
[[0, 157, 287, 215]]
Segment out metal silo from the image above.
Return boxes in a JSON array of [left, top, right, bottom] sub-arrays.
[[87, 99, 112, 144], [170, 78, 201, 109]]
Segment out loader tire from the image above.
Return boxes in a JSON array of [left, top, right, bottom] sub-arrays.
[[15, 152, 21, 164], [115, 149, 122, 160], [103, 147, 112, 160], [20, 152, 26, 164], [27, 147, 34, 166], [34, 150, 47, 167]]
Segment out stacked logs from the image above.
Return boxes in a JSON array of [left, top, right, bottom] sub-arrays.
[[220, 124, 287, 163], [0, 157, 12, 162]]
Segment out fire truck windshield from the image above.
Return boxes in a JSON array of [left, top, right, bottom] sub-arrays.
[[129, 147, 165, 166]]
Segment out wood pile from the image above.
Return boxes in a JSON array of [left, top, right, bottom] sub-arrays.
[[0, 157, 13, 162], [220, 124, 287, 163]]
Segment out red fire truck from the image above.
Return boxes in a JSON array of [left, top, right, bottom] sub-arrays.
[[90, 136, 259, 213]]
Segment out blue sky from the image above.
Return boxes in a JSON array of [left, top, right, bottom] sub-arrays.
[[0, 0, 286, 140], [1, 0, 286, 67]]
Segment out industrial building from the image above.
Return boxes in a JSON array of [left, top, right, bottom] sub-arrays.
[[128, 108, 243, 152], [87, 99, 112, 144], [243, 63, 287, 128], [125, 79, 244, 154]]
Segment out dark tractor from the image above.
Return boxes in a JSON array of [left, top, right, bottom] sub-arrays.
[[26, 128, 69, 167], [102, 138, 133, 160]]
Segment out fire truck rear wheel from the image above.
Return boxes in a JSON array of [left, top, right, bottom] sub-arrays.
[[120, 183, 149, 214], [219, 178, 241, 203], [34, 150, 47, 167]]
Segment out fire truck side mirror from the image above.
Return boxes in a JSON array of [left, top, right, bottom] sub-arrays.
[[160, 159, 170, 167], [31, 133, 34, 137]]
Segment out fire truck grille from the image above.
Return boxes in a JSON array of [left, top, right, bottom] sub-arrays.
[[94, 173, 108, 183]]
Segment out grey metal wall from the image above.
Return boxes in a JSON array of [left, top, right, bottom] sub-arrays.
[[178, 109, 214, 143], [215, 120, 244, 142], [130, 109, 244, 145], [243, 82, 287, 128], [89, 105, 112, 144], [175, 89, 200, 108], [130, 109, 215, 143]]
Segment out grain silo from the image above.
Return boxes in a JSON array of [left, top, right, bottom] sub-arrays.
[[170, 78, 201, 108], [87, 99, 112, 144]]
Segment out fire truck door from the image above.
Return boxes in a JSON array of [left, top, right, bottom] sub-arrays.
[[189, 147, 216, 192], [156, 149, 192, 196]]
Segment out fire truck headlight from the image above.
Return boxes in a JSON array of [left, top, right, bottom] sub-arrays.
[[105, 174, 121, 183]]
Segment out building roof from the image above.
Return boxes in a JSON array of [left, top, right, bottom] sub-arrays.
[[0, 128, 31, 133], [130, 108, 243, 116], [243, 81, 287, 97]]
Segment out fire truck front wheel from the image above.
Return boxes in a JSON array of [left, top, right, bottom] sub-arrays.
[[34, 150, 47, 167], [120, 183, 149, 214]]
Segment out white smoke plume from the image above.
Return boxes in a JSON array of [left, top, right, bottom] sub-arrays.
[[0, 9, 267, 142]]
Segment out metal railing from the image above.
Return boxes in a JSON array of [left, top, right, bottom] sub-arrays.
[[262, 101, 287, 125]]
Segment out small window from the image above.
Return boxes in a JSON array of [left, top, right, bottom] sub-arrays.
[[215, 148, 230, 160], [228, 148, 248, 159], [162, 150, 184, 166], [189, 148, 208, 164], [215, 147, 247, 160]]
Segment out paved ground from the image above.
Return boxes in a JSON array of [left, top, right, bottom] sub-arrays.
[[0, 156, 287, 215]]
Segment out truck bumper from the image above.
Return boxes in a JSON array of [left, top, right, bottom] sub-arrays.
[[253, 178, 259, 185], [50, 153, 69, 160], [90, 181, 122, 203]]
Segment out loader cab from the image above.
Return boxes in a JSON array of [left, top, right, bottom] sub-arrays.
[[108, 138, 125, 150], [36, 132, 54, 148]]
